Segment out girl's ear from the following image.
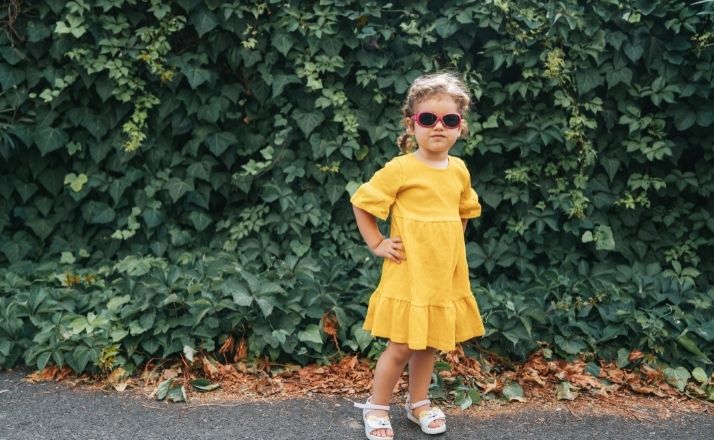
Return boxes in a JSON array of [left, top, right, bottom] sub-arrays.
[[459, 120, 468, 138], [404, 117, 415, 134]]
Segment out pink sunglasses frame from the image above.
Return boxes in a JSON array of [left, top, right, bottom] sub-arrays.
[[410, 112, 462, 129]]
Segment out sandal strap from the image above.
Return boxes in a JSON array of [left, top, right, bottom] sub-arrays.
[[408, 398, 431, 410], [354, 401, 390, 411]]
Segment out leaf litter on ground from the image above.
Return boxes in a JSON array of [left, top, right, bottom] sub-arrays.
[[18, 347, 712, 419]]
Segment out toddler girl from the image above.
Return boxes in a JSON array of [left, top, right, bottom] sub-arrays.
[[350, 72, 484, 440]]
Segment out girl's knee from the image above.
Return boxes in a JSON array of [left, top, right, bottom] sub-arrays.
[[386, 341, 413, 361]]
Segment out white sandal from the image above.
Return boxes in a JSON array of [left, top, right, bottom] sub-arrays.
[[405, 395, 446, 435], [354, 396, 394, 440]]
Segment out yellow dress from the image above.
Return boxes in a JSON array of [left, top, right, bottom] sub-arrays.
[[350, 153, 485, 352]]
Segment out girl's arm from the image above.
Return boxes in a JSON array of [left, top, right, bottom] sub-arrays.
[[353, 205, 405, 264], [462, 219, 467, 232]]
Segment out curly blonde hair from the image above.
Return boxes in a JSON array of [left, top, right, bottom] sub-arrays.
[[397, 72, 472, 154]]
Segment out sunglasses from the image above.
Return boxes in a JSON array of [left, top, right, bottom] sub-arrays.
[[411, 112, 462, 129]]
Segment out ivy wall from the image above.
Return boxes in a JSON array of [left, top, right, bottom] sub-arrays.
[[1, 0, 713, 374]]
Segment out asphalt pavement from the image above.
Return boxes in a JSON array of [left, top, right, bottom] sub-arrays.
[[1, 369, 712, 440]]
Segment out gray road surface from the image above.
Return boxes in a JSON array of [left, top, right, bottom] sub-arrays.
[[1, 369, 712, 440]]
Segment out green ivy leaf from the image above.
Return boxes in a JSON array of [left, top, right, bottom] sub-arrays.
[[663, 366, 691, 392], [554, 335, 586, 355], [156, 378, 173, 400], [272, 74, 301, 98], [15, 182, 38, 202], [693, 321, 714, 342], [187, 162, 211, 181], [501, 382, 526, 402], [623, 40, 644, 62], [34, 125, 68, 156], [64, 173, 88, 192], [81, 201, 116, 224], [204, 131, 237, 156], [255, 296, 276, 317], [166, 178, 195, 203], [189, 211, 212, 232], [36, 351, 51, 370], [0, 64, 24, 89], [454, 389, 474, 409], [0, 47, 25, 65], [183, 345, 196, 362], [677, 334, 709, 359], [605, 67, 632, 88], [673, 108, 696, 131], [595, 225, 616, 251], [272, 32, 296, 57], [107, 295, 131, 312], [616, 348, 630, 368], [575, 69, 604, 95], [352, 325, 372, 351], [60, 251, 76, 265], [182, 65, 212, 89], [26, 218, 53, 241], [298, 324, 323, 345], [73, 344, 101, 372], [230, 286, 252, 307], [191, 378, 220, 392], [142, 207, 163, 229], [26, 20, 51, 42], [190, 9, 218, 37], [1, 240, 31, 263], [433, 17, 460, 38], [176, 0, 201, 12], [696, 110, 714, 127], [692, 367, 708, 384], [292, 109, 325, 137], [581, 231, 594, 243]]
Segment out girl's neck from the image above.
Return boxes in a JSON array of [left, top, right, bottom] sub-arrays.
[[414, 148, 449, 168]]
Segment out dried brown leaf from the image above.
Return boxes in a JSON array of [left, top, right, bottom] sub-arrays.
[[235, 337, 248, 362], [628, 350, 644, 362], [202, 356, 220, 380], [481, 380, 500, 395], [26, 366, 72, 383], [629, 383, 667, 397], [568, 373, 603, 389], [107, 367, 127, 384], [522, 368, 547, 386], [218, 335, 235, 359]]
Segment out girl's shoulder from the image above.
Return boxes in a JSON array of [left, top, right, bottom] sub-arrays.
[[390, 153, 412, 166], [448, 155, 471, 175], [380, 154, 409, 172]]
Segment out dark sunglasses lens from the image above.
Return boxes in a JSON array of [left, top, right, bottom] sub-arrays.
[[418, 113, 438, 126], [442, 114, 461, 127]]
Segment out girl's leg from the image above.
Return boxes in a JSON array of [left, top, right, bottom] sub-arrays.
[[408, 348, 444, 429], [367, 341, 413, 438]]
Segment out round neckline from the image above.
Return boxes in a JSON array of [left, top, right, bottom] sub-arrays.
[[408, 152, 451, 171]]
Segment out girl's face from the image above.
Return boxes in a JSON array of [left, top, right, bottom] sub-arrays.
[[408, 94, 462, 159]]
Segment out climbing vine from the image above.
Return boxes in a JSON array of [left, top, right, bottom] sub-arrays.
[[0, 0, 712, 378]]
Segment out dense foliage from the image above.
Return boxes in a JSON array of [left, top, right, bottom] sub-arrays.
[[1, 0, 713, 376]]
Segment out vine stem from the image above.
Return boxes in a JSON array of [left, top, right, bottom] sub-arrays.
[[1, 0, 22, 46]]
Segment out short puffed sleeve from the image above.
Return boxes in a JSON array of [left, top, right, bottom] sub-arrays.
[[350, 158, 403, 220], [459, 167, 482, 219]]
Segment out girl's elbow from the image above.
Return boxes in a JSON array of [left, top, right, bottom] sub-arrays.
[[353, 204, 370, 217]]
